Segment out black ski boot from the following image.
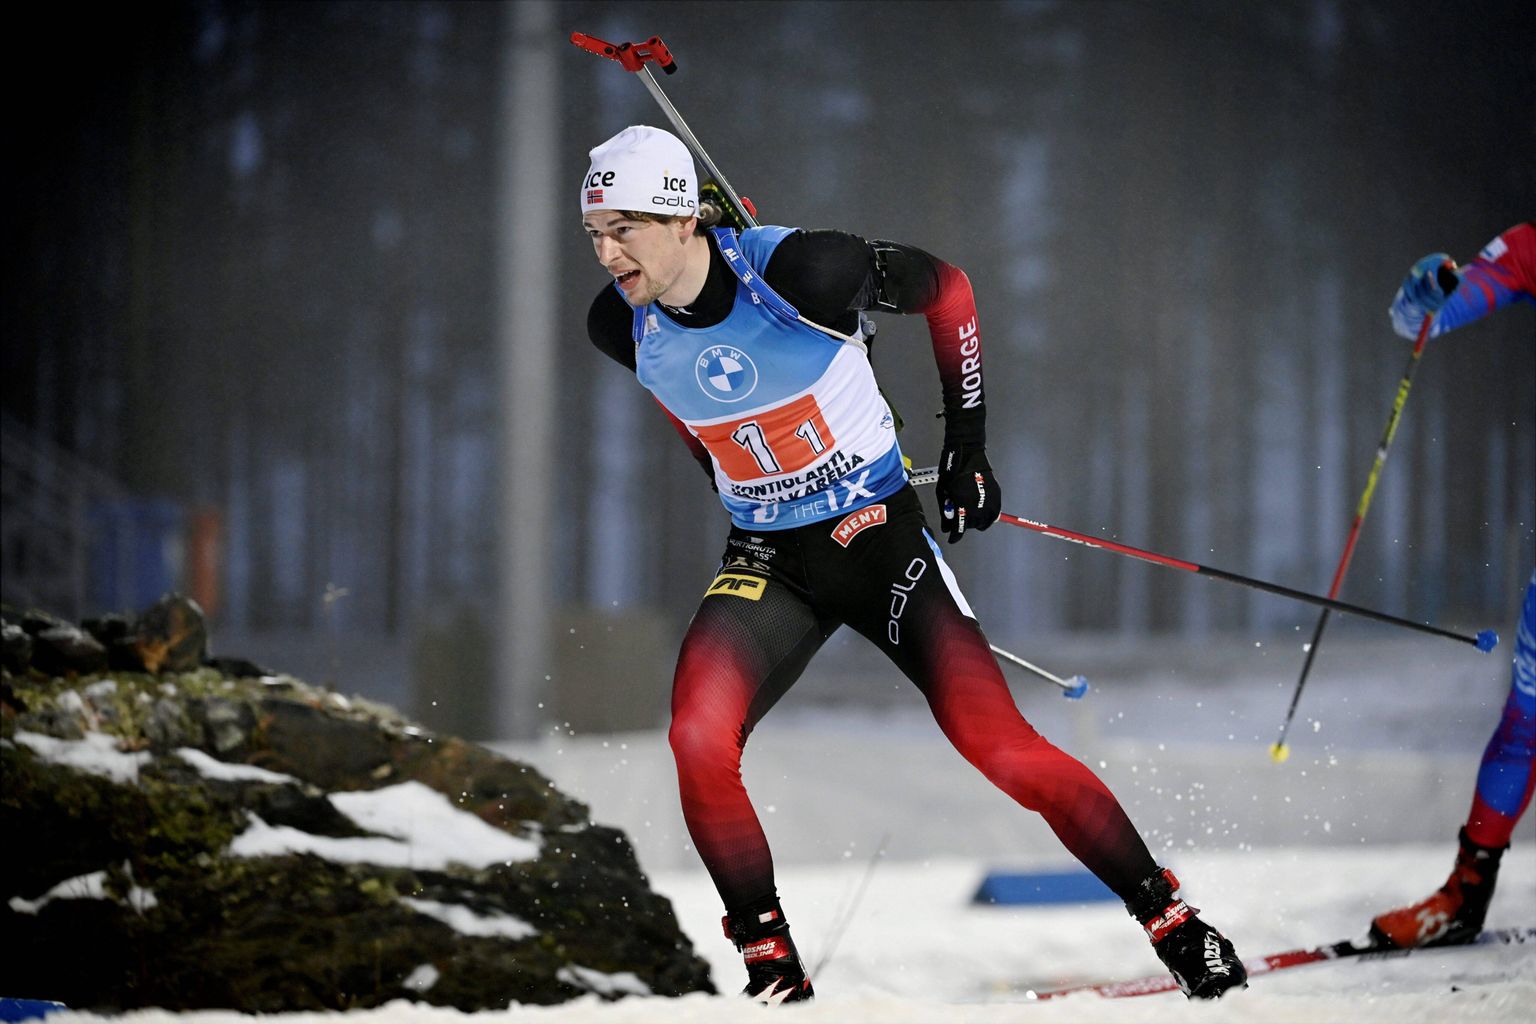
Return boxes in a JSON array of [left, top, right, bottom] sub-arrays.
[[1370, 828, 1507, 949], [1127, 868, 1247, 1000], [723, 897, 815, 1004]]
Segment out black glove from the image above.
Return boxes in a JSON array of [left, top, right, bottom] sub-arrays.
[[934, 443, 1001, 544]]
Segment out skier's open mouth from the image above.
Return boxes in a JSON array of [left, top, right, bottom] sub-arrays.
[[616, 270, 641, 290]]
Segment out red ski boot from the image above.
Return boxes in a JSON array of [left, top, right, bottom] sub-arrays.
[[1370, 828, 1507, 949]]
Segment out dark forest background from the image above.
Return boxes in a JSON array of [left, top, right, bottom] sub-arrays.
[[5, 0, 1532, 737]]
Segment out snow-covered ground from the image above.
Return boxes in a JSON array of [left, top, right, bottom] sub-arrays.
[[36, 844, 1536, 1023], [26, 631, 1536, 1022]]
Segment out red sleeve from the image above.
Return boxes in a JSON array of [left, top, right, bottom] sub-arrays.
[[1482, 221, 1536, 294], [914, 261, 987, 445]]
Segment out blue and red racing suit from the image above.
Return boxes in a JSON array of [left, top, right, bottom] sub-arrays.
[[1396, 222, 1536, 847], [1415, 222, 1536, 339], [589, 226, 1162, 910]]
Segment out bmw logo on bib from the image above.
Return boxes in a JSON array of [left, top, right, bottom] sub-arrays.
[[695, 345, 758, 402]]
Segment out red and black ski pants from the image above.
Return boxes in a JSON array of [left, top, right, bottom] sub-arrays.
[[668, 486, 1158, 912]]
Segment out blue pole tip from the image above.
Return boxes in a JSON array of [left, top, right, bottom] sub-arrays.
[[1475, 629, 1498, 652], [1062, 676, 1089, 700]]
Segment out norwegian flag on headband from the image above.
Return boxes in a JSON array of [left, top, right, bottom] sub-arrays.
[[585, 188, 604, 205]]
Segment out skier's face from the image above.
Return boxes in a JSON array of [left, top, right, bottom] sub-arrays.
[[583, 211, 693, 307]]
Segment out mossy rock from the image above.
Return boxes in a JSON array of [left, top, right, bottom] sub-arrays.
[[1, 660, 714, 1012]]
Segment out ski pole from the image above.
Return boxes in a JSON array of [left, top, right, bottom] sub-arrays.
[[1270, 312, 1437, 763], [810, 832, 889, 979], [570, 32, 758, 229], [990, 644, 1089, 699], [907, 465, 1496, 651]]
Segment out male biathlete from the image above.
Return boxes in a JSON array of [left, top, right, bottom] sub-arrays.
[[1371, 221, 1535, 949], [580, 125, 1247, 1003]]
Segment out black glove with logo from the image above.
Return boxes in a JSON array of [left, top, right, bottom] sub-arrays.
[[934, 441, 1001, 544]]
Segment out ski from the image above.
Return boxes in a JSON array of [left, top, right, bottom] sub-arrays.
[[1022, 925, 1536, 1000]]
